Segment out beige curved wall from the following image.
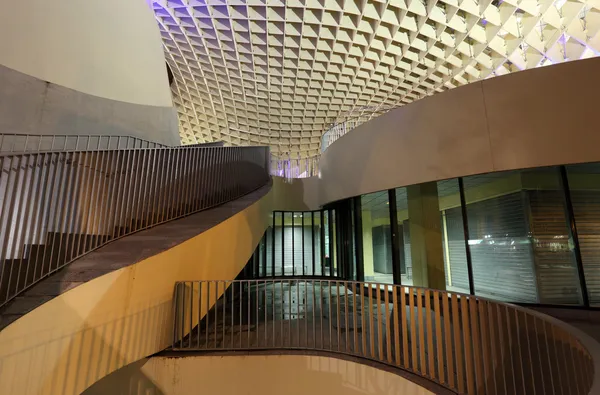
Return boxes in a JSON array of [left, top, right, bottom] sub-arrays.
[[0, 191, 272, 395], [271, 177, 321, 211], [319, 57, 600, 205], [0, 0, 171, 107], [82, 354, 433, 395]]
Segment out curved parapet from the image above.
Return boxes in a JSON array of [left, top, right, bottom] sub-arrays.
[[319, 58, 600, 206], [83, 354, 440, 395], [0, 188, 273, 395], [0, 0, 179, 145], [168, 279, 600, 394]]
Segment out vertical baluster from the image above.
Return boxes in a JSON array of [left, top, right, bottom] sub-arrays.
[[320, 280, 324, 349], [392, 286, 401, 366], [336, 281, 341, 352], [214, 281, 219, 349], [256, 280, 260, 348], [188, 282, 194, 349], [400, 286, 409, 369], [376, 283, 384, 361], [90, 150, 109, 249], [353, 282, 359, 355], [148, 148, 161, 226], [136, 149, 150, 230], [541, 321, 556, 395], [0, 156, 15, 299], [205, 281, 210, 349], [117, 148, 135, 239], [452, 294, 464, 393], [197, 281, 202, 349], [247, 280, 251, 348], [37, 153, 61, 282], [4, 155, 29, 300], [273, 280, 276, 348], [513, 309, 527, 395], [231, 280, 235, 349], [368, 283, 375, 358], [383, 284, 392, 364], [14, 154, 41, 295], [53, 151, 78, 272], [22, 154, 47, 287], [433, 291, 445, 385], [461, 296, 475, 394], [416, 289, 426, 375], [166, 148, 178, 222]]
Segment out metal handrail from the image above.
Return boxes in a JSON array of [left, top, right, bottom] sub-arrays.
[[270, 107, 394, 180], [0, 133, 169, 155], [270, 154, 319, 180], [172, 279, 598, 395], [0, 146, 270, 307]]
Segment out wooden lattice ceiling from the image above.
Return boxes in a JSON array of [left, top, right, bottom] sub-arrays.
[[152, 0, 600, 158]]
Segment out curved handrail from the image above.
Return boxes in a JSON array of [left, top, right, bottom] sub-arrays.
[[0, 146, 271, 308], [0, 132, 168, 155], [172, 279, 600, 395], [270, 107, 396, 180]]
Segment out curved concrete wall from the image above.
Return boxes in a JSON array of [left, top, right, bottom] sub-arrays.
[[0, 0, 180, 145], [319, 57, 600, 205], [82, 355, 433, 395], [0, 191, 272, 395], [272, 177, 321, 212]]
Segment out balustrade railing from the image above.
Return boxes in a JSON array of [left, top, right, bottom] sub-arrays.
[[0, 146, 270, 307], [172, 279, 599, 395], [0, 133, 168, 155], [269, 155, 319, 180]]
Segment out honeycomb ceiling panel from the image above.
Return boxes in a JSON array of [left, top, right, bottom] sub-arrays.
[[152, 0, 600, 158]]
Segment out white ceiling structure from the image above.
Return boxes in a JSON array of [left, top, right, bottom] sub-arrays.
[[152, 0, 600, 158]]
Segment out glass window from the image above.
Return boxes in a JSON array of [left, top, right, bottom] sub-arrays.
[[395, 187, 411, 285], [463, 168, 581, 304], [566, 163, 600, 306], [437, 179, 470, 293], [283, 212, 293, 275], [362, 191, 393, 284], [274, 211, 283, 276], [316, 211, 324, 276], [324, 210, 333, 276], [331, 209, 337, 276], [266, 212, 273, 276]]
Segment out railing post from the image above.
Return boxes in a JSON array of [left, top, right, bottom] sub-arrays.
[[559, 165, 590, 307], [458, 177, 476, 295]]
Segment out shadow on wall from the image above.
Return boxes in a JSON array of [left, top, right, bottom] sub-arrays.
[[80, 354, 435, 395], [0, 190, 270, 395], [82, 359, 164, 395]]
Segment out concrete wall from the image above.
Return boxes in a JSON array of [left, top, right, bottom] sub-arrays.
[[319, 57, 600, 205], [82, 354, 433, 395], [0, 0, 179, 145], [0, 190, 272, 395], [0, 0, 171, 107], [271, 177, 321, 211]]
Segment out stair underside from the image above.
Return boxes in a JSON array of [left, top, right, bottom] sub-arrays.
[[0, 183, 271, 330]]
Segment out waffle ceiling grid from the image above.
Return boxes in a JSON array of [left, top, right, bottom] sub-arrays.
[[152, 0, 600, 158]]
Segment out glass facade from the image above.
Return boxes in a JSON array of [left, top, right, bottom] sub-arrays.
[[253, 210, 332, 278], [249, 164, 600, 307]]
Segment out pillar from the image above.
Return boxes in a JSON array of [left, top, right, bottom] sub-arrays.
[[361, 209, 375, 280], [407, 182, 446, 290]]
